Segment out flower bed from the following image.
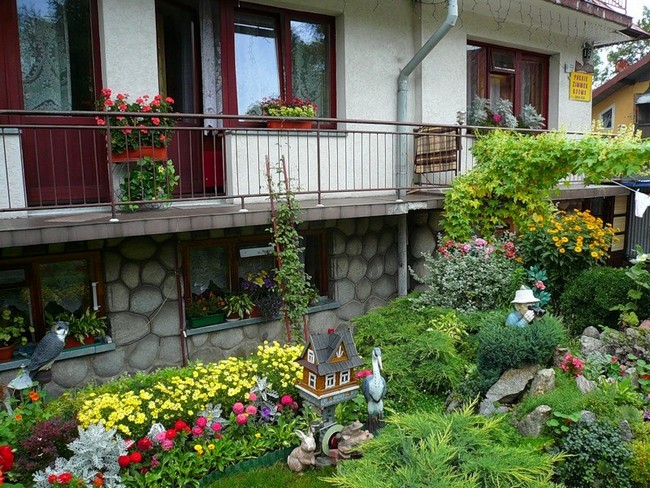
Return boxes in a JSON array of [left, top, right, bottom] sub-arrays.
[[2, 341, 306, 487]]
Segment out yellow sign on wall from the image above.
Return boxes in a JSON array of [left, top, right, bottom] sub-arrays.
[[569, 72, 593, 101]]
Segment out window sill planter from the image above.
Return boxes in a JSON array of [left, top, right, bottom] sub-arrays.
[[187, 312, 225, 328], [266, 120, 313, 130], [0, 344, 16, 362], [111, 146, 168, 163], [64, 336, 96, 349]]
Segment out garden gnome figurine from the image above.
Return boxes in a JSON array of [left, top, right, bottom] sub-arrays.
[[506, 286, 543, 328]]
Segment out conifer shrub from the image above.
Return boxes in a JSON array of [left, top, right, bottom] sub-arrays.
[[476, 314, 567, 392], [558, 266, 650, 336], [353, 297, 468, 410], [322, 406, 564, 488]]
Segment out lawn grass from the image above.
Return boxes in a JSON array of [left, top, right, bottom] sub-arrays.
[[209, 462, 335, 488]]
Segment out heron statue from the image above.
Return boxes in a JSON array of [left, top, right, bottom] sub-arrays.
[[8, 321, 69, 390], [361, 347, 387, 435]]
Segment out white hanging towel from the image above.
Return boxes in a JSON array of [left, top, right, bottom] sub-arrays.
[[635, 190, 650, 218]]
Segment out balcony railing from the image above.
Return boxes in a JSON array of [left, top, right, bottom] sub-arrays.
[[0, 110, 582, 218]]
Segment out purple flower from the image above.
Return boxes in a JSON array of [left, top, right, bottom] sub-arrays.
[[644, 410, 650, 422], [261, 406, 272, 420]]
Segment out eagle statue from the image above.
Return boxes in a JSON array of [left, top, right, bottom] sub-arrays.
[[361, 347, 387, 435], [8, 321, 69, 390]]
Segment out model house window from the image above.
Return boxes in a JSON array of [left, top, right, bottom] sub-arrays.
[[0, 252, 105, 340], [308, 372, 317, 388], [224, 3, 335, 118], [16, 0, 96, 111], [467, 43, 548, 124], [600, 106, 614, 129], [183, 231, 328, 307], [325, 374, 335, 388], [340, 370, 350, 384], [307, 349, 315, 363]]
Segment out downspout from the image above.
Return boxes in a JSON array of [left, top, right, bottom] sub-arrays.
[[395, 0, 458, 296]]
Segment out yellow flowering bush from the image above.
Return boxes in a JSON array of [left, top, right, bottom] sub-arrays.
[[76, 341, 302, 438], [517, 208, 618, 295]]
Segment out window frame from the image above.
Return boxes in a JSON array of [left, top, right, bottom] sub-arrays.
[[325, 373, 335, 388], [220, 0, 336, 127], [467, 41, 549, 125], [308, 371, 317, 388], [307, 348, 315, 363], [600, 105, 615, 130], [340, 369, 350, 384], [0, 251, 105, 340]]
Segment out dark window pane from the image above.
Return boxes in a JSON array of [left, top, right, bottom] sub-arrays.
[[291, 20, 330, 117], [18, 0, 93, 111], [466, 45, 486, 106], [234, 12, 280, 115], [522, 60, 544, 113], [491, 50, 515, 72], [40, 259, 91, 316]]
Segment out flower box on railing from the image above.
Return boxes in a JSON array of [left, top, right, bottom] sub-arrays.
[[111, 146, 168, 164]]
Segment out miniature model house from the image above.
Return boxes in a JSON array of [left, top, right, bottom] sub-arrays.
[[296, 327, 364, 409]]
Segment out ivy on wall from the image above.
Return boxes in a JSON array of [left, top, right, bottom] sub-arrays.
[[442, 127, 650, 240]]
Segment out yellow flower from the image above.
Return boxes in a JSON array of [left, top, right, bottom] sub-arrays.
[[574, 247, 582, 253], [194, 445, 204, 455], [559, 248, 566, 254], [255, 432, 261, 438]]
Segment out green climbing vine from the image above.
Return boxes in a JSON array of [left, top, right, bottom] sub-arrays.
[[266, 160, 317, 343], [442, 126, 650, 240]]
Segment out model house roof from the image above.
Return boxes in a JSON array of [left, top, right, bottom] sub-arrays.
[[298, 327, 364, 376]]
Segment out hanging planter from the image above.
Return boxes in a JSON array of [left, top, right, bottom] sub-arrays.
[[111, 146, 168, 164]]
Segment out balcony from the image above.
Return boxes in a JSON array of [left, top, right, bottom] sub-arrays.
[[0, 110, 625, 247]]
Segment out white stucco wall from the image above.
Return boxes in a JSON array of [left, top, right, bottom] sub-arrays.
[[0, 129, 27, 215], [98, 0, 160, 97]]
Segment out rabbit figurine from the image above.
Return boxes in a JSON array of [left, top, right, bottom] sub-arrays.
[[286, 429, 316, 472]]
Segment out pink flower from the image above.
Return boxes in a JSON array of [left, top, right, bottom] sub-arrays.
[[151, 117, 160, 126], [235, 413, 248, 425], [160, 439, 174, 451], [95, 117, 106, 126], [281, 395, 293, 406], [211, 422, 222, 432], [232, 402, 245, 414], [245, 405, 257, 415], [534, 280, 546, 290], [191, 426, 204, 437], [195, 417, 207, 428], [493, 114, 502, 123], [248, 392, 257, 402], [474, 238, 487, 247], [165, 96, 174, 103], [355, 370, 372, 379], [101, 88, 112, 97], [155, 432, 166, 442], [459, 243, 471, 254]]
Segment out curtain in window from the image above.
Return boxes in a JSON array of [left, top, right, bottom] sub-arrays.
[[18, 0, 72, 110], [291, 20, 329, 117], [200, 0, 223, 128]]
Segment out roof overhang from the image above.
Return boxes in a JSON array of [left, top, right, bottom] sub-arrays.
[[593, 52, 650, 105]]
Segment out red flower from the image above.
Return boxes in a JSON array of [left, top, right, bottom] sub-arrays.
[[136, 437, 153, 451], [165, 97, 174, 104], [100, 88, 112, 98], [0, 446, 14, 472], [118, 455, 131, 468], [130, 452, 143, 464], [165, 429, 177, 439], [48, 474, 58, 483], [174, 420, 190, 433], [58, 472, 73, 483]]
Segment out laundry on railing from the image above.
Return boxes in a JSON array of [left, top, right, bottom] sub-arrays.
[[413, 126, 460, 174]]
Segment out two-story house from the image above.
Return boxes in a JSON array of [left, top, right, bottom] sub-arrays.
[[0, 0, 644, 394]]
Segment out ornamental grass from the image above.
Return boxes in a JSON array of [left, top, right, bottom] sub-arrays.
[[76, 341, 302, 438]]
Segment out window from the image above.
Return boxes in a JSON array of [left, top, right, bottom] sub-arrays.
[[223, 2, 335, 119], [0, 252, 105, 340], [308, 372, 316, 388], [600, 106, 614, 129], [325, 374, 335, 388], [307, 349, 315, 363], [467, 43, 548, 124], [340, 370, 350, 384], [182, 231, 328, 309]]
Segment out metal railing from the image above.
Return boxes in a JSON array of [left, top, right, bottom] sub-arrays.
[[0, 110, 585, 217]]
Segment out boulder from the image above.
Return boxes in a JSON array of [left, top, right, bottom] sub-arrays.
[[582, 326, 601, 339], [580, 335, 604, 356], [479, 365, 539, 416], [516, 405, 552, 438], [528, 368, 556, 396], [576, 375, 596, 394]]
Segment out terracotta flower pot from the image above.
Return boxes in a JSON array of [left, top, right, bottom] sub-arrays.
[[266, 120, 313, 130], [64, 336, 96, 349], [111, 146, 168, 163], [0, 343, 16, 362]]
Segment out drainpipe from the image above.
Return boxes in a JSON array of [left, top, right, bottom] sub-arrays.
[[395, 0, 458, 296]]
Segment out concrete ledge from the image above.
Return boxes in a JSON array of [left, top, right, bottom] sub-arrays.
[[0, 342, 116, 373]]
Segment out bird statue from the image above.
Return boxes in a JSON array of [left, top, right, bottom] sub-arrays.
[[361, 347, 387, 435], [8, 321, 69, 390]]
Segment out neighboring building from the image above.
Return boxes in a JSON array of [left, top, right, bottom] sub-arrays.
[[0, 0, 644, 394], [593, 52, 650, 134]]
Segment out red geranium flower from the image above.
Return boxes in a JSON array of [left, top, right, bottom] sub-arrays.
[[165, 429, 177, 439], [58, 472, 73, 483], [136, 437, 153, 451], [0, 446, 14, 472], [130, 452, 143, 464], [118, 455, 131, 468]]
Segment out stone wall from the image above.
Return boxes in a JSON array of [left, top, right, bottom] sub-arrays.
[[408, 209, 443, 290]]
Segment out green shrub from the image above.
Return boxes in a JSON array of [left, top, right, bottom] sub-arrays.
[[558, 266, 650, 336], [322, 406, 564, 488], [476, 314, 567, 391], [353, 297, 468, 410], [411, 237, 523, 313], [556, 419, 633, 488]]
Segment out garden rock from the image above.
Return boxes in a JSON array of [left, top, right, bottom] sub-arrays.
[[576, 375, 596, 394], [580, 334, 604, 357], [619, 420, 633, 442], [580, 410, 596, 424], [628, 367, 639, 388], [553, 346, 569, 367], [479, 364, 539, 416], [516, 405, 552, 438], [528, 368, 555, 396], [582, 326, 601, 339]]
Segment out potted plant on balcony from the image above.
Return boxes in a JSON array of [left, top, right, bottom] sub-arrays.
[[186, 292, 226, 328], [96, 88, 176, 163], [224, 293, 255, 321], [53, 308, 109, 348], [241, 269, 283, 319], [0, 307, 34, 362], [118, 157, 179, 211], [466, 97, 545, 132], [260, 96, 317, 129]]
